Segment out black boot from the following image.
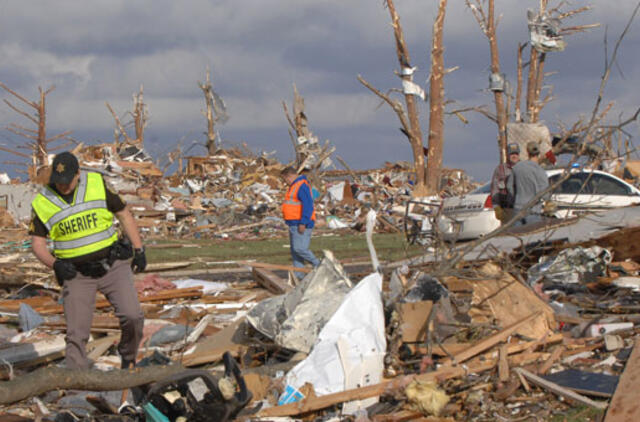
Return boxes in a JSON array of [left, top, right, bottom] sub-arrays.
[[121, 358, 136, 369]]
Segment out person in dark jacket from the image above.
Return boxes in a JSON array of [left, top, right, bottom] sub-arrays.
[[507, 141, 549, 226], [281, 167, 320, 278], [490, 143, 520, 222]]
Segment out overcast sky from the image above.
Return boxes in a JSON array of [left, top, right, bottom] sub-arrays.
[[0, 1, 638, 182]]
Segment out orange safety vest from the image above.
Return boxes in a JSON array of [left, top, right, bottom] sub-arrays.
[[282, 179, 316, 221]]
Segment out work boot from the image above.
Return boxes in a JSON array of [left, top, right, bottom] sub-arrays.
[[121, 358, 136, 369]]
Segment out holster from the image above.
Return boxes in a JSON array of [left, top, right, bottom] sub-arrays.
[[111, 238, 134, 261], [74, 239, 133, 279]]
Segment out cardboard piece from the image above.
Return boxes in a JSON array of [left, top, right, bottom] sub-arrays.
[[472, 263, 556, 339], [399, 300, 433, 343]]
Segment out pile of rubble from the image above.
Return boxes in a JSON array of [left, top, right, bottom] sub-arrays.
[[0, 143, 477, 242], [3, 143, 640, 420], [0, 203, 639, 420]]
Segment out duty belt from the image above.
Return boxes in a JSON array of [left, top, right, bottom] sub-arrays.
[[74, 254, 116, 278], [71, 239, 134, 278]]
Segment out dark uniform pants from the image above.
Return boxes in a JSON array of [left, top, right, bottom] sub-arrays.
[[62, 259, 144, 369]]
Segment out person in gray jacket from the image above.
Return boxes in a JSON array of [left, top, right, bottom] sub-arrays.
[[506, 141, 549, 225]]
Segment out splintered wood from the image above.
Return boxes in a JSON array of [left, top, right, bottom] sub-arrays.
[[471, 263, 556, 339], [605, 339, 640, 421]]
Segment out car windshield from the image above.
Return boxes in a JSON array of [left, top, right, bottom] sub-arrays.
[[471, 183, 491, 194], [549, 172, 633, 196]]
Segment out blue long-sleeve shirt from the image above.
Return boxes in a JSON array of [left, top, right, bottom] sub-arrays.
[[285, 175, 315, 228]]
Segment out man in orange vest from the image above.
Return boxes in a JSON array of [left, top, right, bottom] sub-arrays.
[[281, 167, 320, 277]]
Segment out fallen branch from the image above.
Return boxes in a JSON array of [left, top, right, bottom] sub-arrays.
[[0, 364, 187, 405]]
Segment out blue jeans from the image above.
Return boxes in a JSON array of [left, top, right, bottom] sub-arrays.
[[289, 225, 320, 278]]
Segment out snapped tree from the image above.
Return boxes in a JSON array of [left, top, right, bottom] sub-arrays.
[[466, 0, 597, 161], [105, 85, 149, 148], [0, 83, 73, 181], [282, 84, 335, 175], [198, 67, 228, 155], [359, 0, 448, 196]]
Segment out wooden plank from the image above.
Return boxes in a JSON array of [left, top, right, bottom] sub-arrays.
[[538, 346, 564, 375], [498, 344, 509, 382], [144, 261, 192, 272], [412, 332, 564, 358], [251, 267, 291, 295], [514, 367, 608, 410], [472, 263, 556, 339], [181, 318, 247, 367], [239, 261, 311, 273], [86, 334, 120, 361], [35, 287, 203, 315], [43, 314, 121, 331], [440, 312, 541, 366], [0, 296, 56, 312], [440, 278, 473, 292], [605, 339, 640, 421], [257, 352, 544, 417], [399, 301, 433, 343]]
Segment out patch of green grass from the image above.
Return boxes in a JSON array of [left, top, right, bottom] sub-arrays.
[[549, 405, 605, 422], [146, 232, 425, 268]]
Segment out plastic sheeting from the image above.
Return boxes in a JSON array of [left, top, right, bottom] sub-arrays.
[[246, 251, 352, 353], [18, 303, 44, 332], [527, 9, 566, 53], [284, 272, 385, 413]]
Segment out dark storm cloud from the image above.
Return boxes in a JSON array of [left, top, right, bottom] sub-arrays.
[[0, 0, 638, 181]]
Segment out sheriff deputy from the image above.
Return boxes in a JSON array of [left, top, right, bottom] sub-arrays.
[[29, 151, 146, 369]]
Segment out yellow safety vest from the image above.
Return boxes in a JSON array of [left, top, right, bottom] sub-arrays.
[[31, 172, 118, 259]]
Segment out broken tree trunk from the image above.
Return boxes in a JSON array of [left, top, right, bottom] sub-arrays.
[[282, 84, 317, 169], [132, 85, 146, 146], [105, 85, 148, 148], [466, 0, 508, 162], [0, 364, 187, 405], [386, 0, 427, 195], [487, 0, 508, 162], [198, 68, 224, 155], [515, 42, 526, 121], [425, 0, 447, 194], [0, 82, 72, 180]]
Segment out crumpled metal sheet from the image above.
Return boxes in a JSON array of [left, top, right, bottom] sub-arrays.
[[246, 250, 352, 353], [527, 246, 612, 285]]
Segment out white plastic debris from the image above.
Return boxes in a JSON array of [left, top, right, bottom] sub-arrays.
[[284, 272, 385, 415], [326, 216, 348, 229], [613, 277, 640, 291], [588, 322, 634, 337], [172, 279, 228, 295], [327, 182, 345, 202]]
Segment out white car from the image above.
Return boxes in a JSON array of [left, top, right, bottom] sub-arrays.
[[435, 168, 640, 240]]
